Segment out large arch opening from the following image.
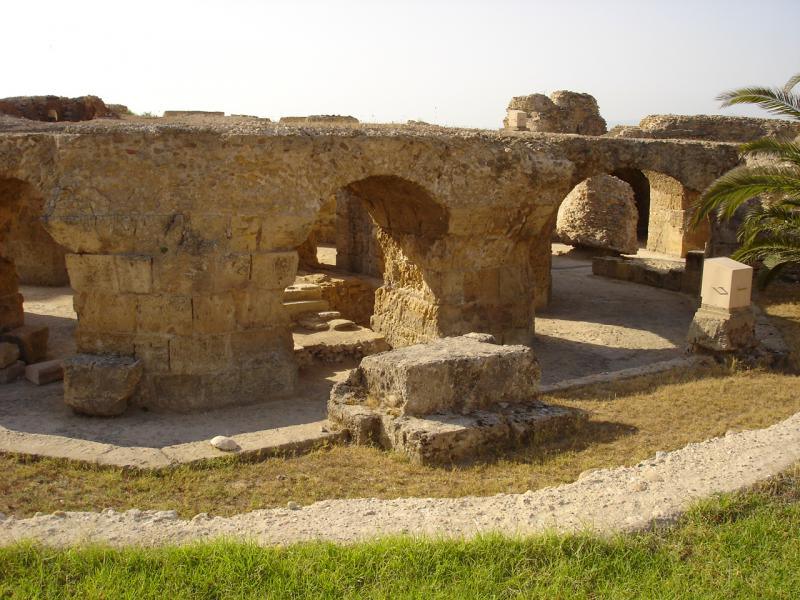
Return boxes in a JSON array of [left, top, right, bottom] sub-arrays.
[[289, 175, 448, 361]]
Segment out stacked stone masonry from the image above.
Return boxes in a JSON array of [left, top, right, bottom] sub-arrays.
[[0, 116, 740, 411]]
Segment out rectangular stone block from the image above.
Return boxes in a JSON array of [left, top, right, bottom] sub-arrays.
[[136, 295, 192, 335], [251, 251, 299, 290], [0, 341, 19, 368], [0, 258, 19, 296], [168, 334, 231, 374], [75, 330, 135, 355], [0, 360, 24, 383], [506, 109, 528, 130], [65, 254, 118, 292], [75, 292, 137, 334], [152, 255, 215, 295], [216, 254, 251, 291], [701, 257, 753, 311], [234, 289, 286, 328], [192, 293, 236, 334], [25, 359, 63, 385], [133, 335, 171, 373], [345, 335, 540, 416], [0, 325, 48, 363], [115, 255, 152, 294]]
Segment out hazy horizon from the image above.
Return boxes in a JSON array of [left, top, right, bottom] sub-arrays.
[[2, 0, 799, 129]]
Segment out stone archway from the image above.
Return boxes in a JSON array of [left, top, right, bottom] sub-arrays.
[[612, 167, 650, 243]]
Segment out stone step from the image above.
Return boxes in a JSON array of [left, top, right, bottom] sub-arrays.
[[283, 299, 330, 320], [283, 283, 323, 302]]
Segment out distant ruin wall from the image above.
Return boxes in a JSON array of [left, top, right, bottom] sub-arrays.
[[280, 115, 359, 125], [504, 91, 607, 135], [607, 114, 800, 142], [0, 95, 120, 122]]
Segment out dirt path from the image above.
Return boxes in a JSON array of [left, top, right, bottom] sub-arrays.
[[2, 410, 798, 547]]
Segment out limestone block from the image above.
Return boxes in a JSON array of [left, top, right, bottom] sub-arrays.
[[168, 334, 232, 374], [687, 306, 757, 353], [505, 109, 528, 130], [216, 254, 251, 291], [24, 359, 63, 385], [152, 255, 215, 295], [0, 325, 48, 363], [700, 257, 752, 311], [0, 360, 24, 383], [234, 290, 287, 327], [192, 292, 237, 334], [63, 354, 143, 416], [0, 341, 19, 368], [333, 335, 540, 417], [251, 252, 299, 290], [556, 175, 638, 254], [75, 292, 137, 334], [115, 255, 152, 293], [65, 254, 118, 292], [136, 294, 192, 336], [283, 283, 323, 302]]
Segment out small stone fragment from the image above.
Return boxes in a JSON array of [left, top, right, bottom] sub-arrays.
[[0, 360, 25, 384], [0, 342, 19, 368], [25, 360, 63, 385], [287, 501, 300, 510], [210, 435, 240, 452]]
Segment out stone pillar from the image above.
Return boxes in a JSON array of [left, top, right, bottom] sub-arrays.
[[65, 249, 298, 412]]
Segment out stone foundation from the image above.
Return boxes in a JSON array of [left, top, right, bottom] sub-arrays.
[[328, 334, 584, 464]]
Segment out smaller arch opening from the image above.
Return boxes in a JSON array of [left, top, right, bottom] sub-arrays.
[[611, 168, 650, 243]]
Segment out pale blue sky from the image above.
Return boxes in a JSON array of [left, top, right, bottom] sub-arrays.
[[3, 0, 798, 128]]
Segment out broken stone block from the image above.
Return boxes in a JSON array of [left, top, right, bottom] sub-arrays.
[[687, 306, 757, 353], [337, 335, 541, 417], [63, 354, 143, 416], [24, 360, 64, 385], [0, 360, 24, 384], [0, 342, 20, 368], [0, 325, 48, 364], [329, 318, 358, 332], [328, 335, 581, 464], [317, 311, 342, 321], [283, 283, 323, 302]]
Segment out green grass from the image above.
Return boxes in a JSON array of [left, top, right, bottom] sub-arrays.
[[2, 465, 800, 599]]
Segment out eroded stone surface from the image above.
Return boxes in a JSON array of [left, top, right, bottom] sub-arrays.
[[687, 306, 757, 353], [63, 354, 143, 416], [556, 174, 638, 254]]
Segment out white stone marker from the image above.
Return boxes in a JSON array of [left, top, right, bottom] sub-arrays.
[[700, 257, 753, 311]]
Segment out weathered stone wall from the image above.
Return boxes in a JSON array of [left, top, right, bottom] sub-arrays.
[[607, 114, 800, 142], [5, 194, 68, 286], [335, 189, 384, 278], [0, 95, 119, 122], [504, 91, 607, 135], [0, 117, 740, 410], [645, 171, 709, 256]]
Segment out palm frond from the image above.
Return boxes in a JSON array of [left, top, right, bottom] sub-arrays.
[[738, 138, 800, 167], [716, 86, 800, 120], [785, 72, 800, 93], [692, 166, 800, 225]]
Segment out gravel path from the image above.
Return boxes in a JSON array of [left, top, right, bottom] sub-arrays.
[[2, 410, 799, 548]]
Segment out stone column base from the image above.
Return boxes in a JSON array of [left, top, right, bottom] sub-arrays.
[[687, 305, 756, 353]]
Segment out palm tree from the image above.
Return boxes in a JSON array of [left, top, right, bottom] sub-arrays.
[[692, 71, 800, 286]]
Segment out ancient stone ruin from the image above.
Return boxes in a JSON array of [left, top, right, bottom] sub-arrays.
[[0, 95, 123, 122], [328, 333, 582, 464], [504, 91, 607, 135], [0, 101, 746, 438]]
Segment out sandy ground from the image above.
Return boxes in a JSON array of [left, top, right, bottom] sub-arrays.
[[2, 411, 798, 547], [2, 251, 701, 465], [535, 252, 696, 384]]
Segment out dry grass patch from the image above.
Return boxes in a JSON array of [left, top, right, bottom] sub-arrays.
[[1, 365, 799, 518]]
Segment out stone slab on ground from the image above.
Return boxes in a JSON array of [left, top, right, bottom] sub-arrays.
[[3, 410, 799, 547], [0, 325, 48, 364], [331, 401, 584, 465], [24, 360, 63, 386]]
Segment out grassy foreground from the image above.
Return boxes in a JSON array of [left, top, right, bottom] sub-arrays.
[[2, 464, 800, 599]]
